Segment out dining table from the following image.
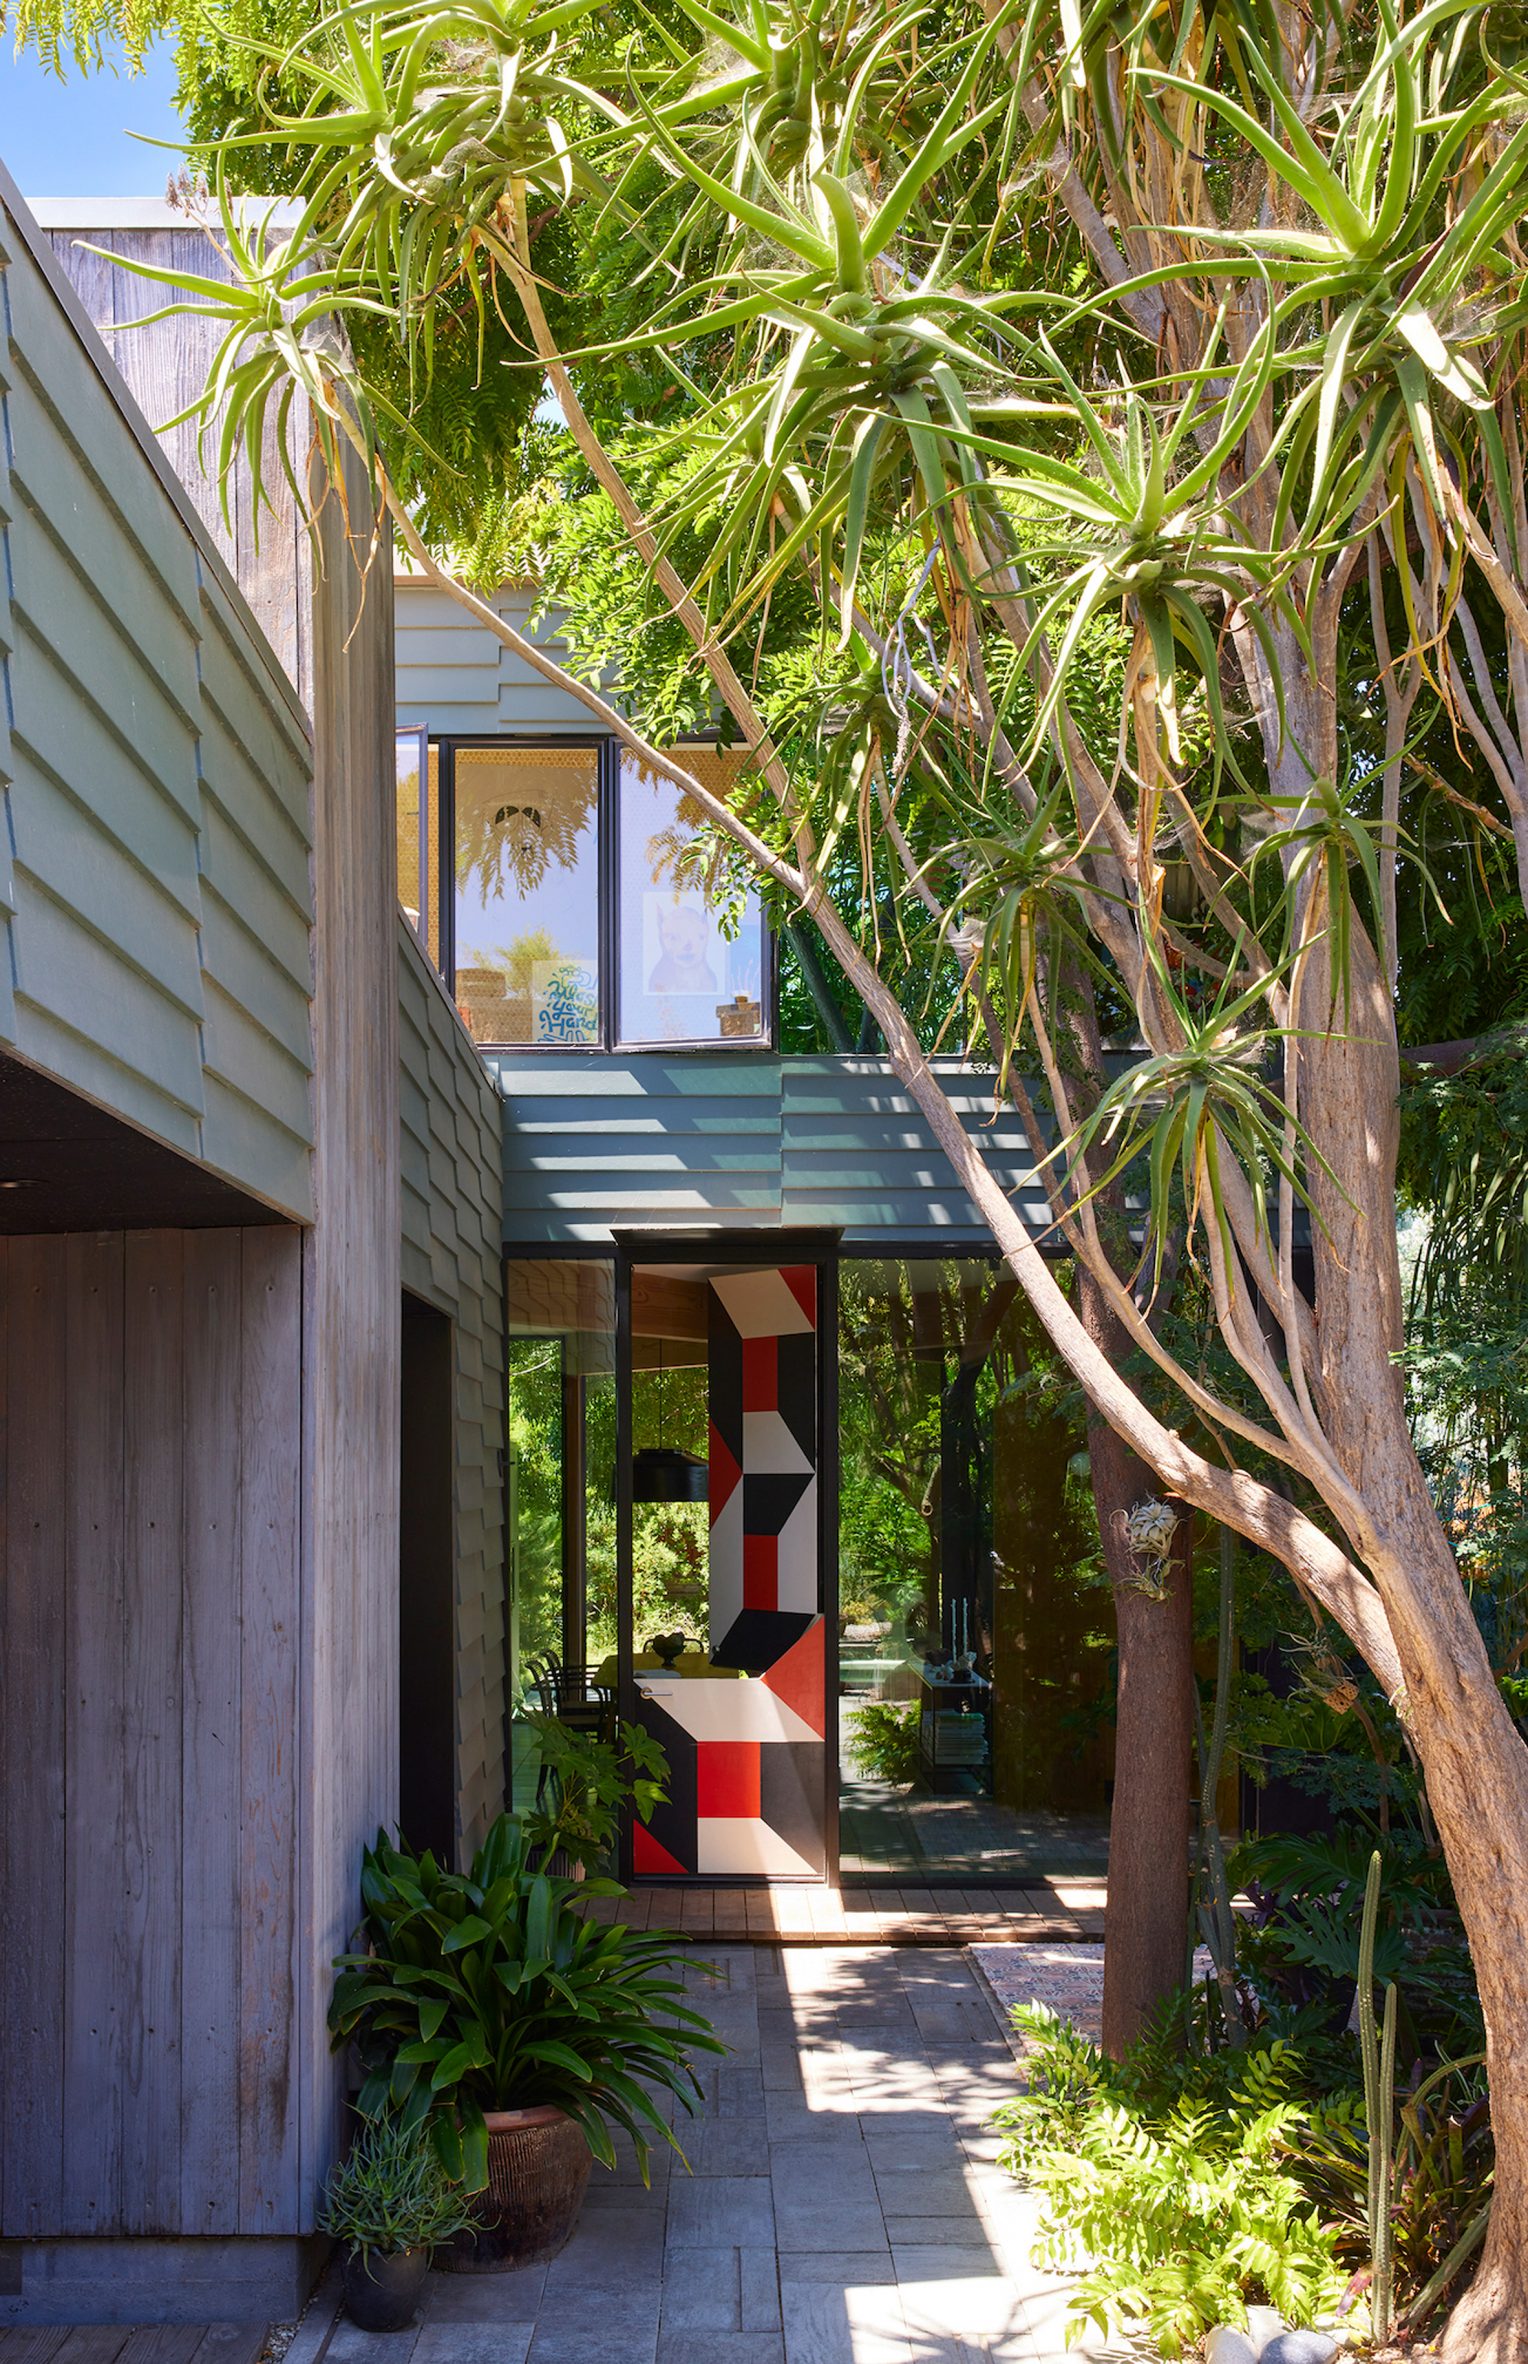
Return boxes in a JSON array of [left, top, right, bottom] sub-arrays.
[[595, 1651, 747, 1687]]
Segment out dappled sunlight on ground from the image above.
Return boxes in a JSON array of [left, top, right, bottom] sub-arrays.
[[310, 1943, 1136, 2364]]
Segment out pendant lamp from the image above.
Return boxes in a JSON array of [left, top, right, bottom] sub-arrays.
[[632, 1336, 709, 1503]]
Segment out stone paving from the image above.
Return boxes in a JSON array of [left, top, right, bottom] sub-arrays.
[[318, 1944, 1129, 2364]]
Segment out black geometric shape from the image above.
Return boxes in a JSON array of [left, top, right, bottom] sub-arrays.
[[759, 1740, 825, 1876], [708, 1289, 744, 1466], [743, 1470, 813, 1541], [711, 1606, 816, 1674], [776, 1330, 817, 1467], [630, 1691, 698, 1874]]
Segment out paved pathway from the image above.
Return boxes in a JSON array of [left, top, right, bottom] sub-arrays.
[[583, 1882, 1106, 1947], [318, 1944, 1124, 2364]]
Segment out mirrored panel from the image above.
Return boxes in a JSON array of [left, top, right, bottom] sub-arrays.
[[453, 744, 601, 1045], [837, 1257, 1113, 1883], [617, 751, 766, 1046]]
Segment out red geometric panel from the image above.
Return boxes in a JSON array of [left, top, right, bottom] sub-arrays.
[[742, 1335, 778, 1413], [709, 1421, 741, 1517], [695, 1740, 761, 1819], [761, 1614, 826, 1740], [743, 1531, 778, 1610], [782, 1266, 818, 1327], [633, 1824, 691, 1877]]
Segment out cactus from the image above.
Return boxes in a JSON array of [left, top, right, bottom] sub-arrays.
[[1358, 1849, 1398, 2345]]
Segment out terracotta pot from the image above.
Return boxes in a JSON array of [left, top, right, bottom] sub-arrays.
[[341, 2244, 429, 2332], [437, 2106, 592, 2274]]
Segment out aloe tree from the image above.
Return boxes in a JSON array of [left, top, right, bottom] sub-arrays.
[[24, 0, 1528, 2340]]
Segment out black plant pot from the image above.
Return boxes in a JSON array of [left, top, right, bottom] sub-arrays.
[[341, 2244, 430, 2332]]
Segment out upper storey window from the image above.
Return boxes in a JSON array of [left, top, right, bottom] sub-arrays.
[[397, 732, 771, 1052], [617, 752, 765, 1048]]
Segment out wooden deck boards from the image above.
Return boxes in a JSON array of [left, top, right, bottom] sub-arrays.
[[588, 1879, 1106, 1945], [0, 2332, 265, 2364]]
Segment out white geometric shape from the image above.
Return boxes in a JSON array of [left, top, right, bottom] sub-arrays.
[[635, 1672, 821, 1746], [710, 1268, 815, 1340], [775, 1477, 818, 1614], [708, 1483, 744, 1635], [742, 1408, 812, 1475], [695, 1816, 819, 1877]]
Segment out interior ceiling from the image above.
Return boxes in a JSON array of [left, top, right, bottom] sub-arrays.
[[0, 1050, 291, 1234], [634, 1262, 774, 1282]]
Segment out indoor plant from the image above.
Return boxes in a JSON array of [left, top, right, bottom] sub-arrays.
[[329, 1809, 724, 2270], [318, 2112, 471, 2332]]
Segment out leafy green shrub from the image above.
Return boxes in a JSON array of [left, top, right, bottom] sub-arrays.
[[1231, 1828, 1481, 2064], [318, 2113, 472, 2262], [994, 2005, 1353, 2358], [329, 1814, 726, 2191], [520, 1713, 670, 1874], [847, 1700, 919, 1784]]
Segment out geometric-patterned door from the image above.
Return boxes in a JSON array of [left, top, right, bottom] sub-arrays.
[[631, 1264, 827, 1879]]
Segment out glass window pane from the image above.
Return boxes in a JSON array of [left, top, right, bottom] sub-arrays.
[[395, 732, 442, 967], [617, 751, 766, 1045], [505, 1259, 616, 1812], [454, 745, 600, 1045], [395, 730, 424, 929]]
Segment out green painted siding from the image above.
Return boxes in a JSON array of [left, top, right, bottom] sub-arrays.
[[487, 1051, 1045, 1246], [0, 174, 314, 1220], [396, 577, 596, 738], [400, 921, 508, 1852]]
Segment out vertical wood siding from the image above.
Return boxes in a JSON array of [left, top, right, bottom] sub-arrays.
[[400, 927, 507, 1855], [0, 178, 314, 1221], [297, 448, 402, 2217], [0, 1228, 304, 2241]]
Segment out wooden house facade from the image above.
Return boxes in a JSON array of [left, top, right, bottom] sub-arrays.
[[0, 177, 505, 2324], [1, 173, 1106, 2330]]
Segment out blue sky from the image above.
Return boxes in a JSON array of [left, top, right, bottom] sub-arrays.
[[0, 41, 185, 197]]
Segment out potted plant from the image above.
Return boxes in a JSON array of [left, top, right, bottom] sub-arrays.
[[318, 2112, 472, 2332], [329, 1787, 723, 2272]]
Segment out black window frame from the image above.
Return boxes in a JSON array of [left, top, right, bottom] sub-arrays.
[[428, 732, 776, 1054]]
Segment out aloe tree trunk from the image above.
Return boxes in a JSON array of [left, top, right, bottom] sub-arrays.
[[1078, 1269, 1196, 2058]]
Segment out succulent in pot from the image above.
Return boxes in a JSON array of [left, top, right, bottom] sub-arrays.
[[318, 2111, 472, 2331], [329, 1808, 724, 2270]]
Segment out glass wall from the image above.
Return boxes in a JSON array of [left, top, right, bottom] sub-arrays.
[[837, 1258, 1113, 1883], [617, 752, 765, 1045], [505, 1259, 615, 1804]]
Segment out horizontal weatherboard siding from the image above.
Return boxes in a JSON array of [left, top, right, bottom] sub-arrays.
[[0, 175, 315, 1221], [399, 921, 508, 1851], [395, 577, 609, 737], [490, 1051, 1047, 1246]]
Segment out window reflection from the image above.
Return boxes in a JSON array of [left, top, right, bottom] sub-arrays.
[[617, 751, 765, 1046], [453, 745, 600, 1045], [395, 729, 441, 963]]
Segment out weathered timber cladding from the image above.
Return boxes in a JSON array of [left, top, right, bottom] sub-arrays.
[[42, 213, 312, 703], [487, 1052, 1047, 1245], [0, 175, 314, 1221], [298, 445, 402, 2211], [0, 1229, 304, 2241], [400, 925, 508, 1854]]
